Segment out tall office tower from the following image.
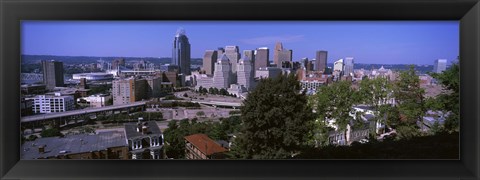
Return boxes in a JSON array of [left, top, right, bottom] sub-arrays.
[[112, 78, 147, 105], [343, 57, 354, 77], [279, 50, 293, 68], [316, 50, 328, 73], [273, 42, 293, 68], [203, 50, 218, 75], [146, 76, 162, 98], [213, 54, 232, 89], [225, 46, 241, 73], [302, 57, 309, 68], [237, 56, 254, 91], [307, 61, 314, 72], [216, 47, 225, 56], [334, 59, 344, 72], [172, 28, 191, 75], [42, 60, 64, 90], [433, 59, 447, 73], [118, 58, 126, 67], [243, 50, 255, 73], [273, 42, 283, 66], [255, 47, 269, 70], [112, 58, 126, 70]]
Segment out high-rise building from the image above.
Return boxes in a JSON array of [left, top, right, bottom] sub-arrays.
[[216, 47, 225, 57], [273, 42, 293, 68], [255, 47, 269, 70], [273, 42, 283, 66], [42, 60, 64, 90], [202, 50, 218, 75], [334, 59, 344, 72], [172, 28, 191, 75], [433, 59, 447, 73], [146, 76, 162, 98], [316, 51, 328, 72], [112, 78, 147, 105], [213, 54, 231, 89], [237, 56, 254, 91], [302, 58, 309, 68], [279, 50, 293, 68], [243, 50, 255, 72], [225, 46, 240, 73], [111, 58, 125, 70], [344, 57, 354, 77]]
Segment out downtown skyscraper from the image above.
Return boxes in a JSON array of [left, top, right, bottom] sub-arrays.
[[433, 59, 447, 73], [315, 50, 328, 73], [273, 42, 292, 68], [203, 50, 218, 75], [172, 28, 191, 75], [42, 60, 64, 90], [213, 54, 232, 89], [343, 57, 354, 77], [255, 47, 269, 70], [225, 46, 241, 73], [237, 55, 254, 91]]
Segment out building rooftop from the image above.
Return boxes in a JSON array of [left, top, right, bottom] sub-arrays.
[[73, 72, 112, 76], [21, 131, 127, 159], [124, 121, 163, 140], [184, 134, 227, 156]]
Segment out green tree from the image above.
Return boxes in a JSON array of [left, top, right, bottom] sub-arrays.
[[208, 122, 228, 141], [311, 81, 360, 146], [219, 88, 228, 96], [231, 74, 315, 159], [163, 120, 186, 159], [358, 77, 393, 135], [196, 111, 205, 117], [40, 128, 63, 137], [393, 65, 426, 138], [428, 61, 459, 132]]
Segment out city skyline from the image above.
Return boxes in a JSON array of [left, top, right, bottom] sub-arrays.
[[22, 21, 459, 65]]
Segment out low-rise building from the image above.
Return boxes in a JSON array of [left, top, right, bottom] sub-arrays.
[[72, 73, 113, 81], [21, 131, 129, 159], [21, 84, 46, 95], [184, 134, 228, 159], [124, 121, 164, 159], [25, 93, 75, 114], [255, 67, 282, 79], [76, 94, 112, 108]]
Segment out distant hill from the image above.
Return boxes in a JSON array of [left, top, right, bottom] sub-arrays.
[[21, 55, 202, 65], [22, 54, 435, 74], [327, 63, 435, 74]]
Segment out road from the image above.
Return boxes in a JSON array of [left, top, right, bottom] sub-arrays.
[[95, 117, 222, 133]]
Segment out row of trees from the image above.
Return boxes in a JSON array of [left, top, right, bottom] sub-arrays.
[[228, 62, 459, 159], [197, 86, 237, 97], [97, 111, 164, 122], [163, 116, 242, 159]]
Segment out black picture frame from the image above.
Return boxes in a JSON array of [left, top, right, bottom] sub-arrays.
[[1, 0, 479, 179]]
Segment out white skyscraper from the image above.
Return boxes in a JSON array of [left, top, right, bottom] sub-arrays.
[[433, 59, 447, 73], [225, 46, 241, 73], [213, 54, 232, 89], [334, 59, 344, 72], [344, 57, 354, 77], [237, 56, 254, 91]]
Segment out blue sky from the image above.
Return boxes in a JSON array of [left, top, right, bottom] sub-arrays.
[[21, 21, 459, 65]]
